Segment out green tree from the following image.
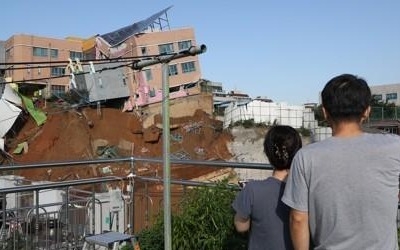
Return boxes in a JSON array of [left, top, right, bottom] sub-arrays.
[[313, 104, 328, 127]]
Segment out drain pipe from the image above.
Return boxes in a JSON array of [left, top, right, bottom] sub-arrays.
[[132, 45, 207, 250]]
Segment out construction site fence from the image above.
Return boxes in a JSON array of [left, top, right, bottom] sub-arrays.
[[222, 101, 317, 130], [0, 157, 271, 250], [369, 106, 400, 120]]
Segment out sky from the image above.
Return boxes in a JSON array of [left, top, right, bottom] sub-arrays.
[[2, 0, 400, 105]]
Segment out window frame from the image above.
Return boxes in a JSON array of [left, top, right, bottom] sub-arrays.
[[158, 43, 174, 55], [372, 94, 383, 101], [50, 85, 66, 95], [141, 47, 148, 56], [143, 69, 153, 81], [178, 40, 192, 51], [32, 47, 48, 57], [168, 64, 178, 76], [51, 67, 66, 76], [181, 61, 196, 73], [50, 49, 58, 58], [69, 51, 83, 60], [386, 93, 397, 100]]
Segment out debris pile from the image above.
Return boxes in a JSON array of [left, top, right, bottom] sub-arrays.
[[4, 105, 233, 182]]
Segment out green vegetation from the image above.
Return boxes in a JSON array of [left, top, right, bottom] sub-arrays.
[[137, 180, 247, 250], [313, 104, 328, 127], [230, 119, 268, 129], [369, 102, 400, 121], [315, 102, 400, 123], [297, 126, 311, 137]]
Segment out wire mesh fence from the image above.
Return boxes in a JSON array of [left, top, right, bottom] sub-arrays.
[[369, 106, 400, 121]]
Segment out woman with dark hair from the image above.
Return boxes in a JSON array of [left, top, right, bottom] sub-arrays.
[[232, 125, 302, 250]]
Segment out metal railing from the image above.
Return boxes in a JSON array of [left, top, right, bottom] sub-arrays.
[[0, 157, 271, 249]]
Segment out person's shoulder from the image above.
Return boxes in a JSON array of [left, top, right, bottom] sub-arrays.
[[366, 132, 400, 144], [246, 179, 265, 186], [244, 178, 272, 188], [297, 139, 327, 153]]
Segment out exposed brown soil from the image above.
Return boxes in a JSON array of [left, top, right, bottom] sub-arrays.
[[6, 104, 233, 183]]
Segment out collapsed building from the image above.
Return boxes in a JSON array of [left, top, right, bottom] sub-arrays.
[[0, 6, 216, 155]]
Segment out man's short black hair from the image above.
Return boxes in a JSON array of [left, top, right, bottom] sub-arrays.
[[321, 74, 371, 123]]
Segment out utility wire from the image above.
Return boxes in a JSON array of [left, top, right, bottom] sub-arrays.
[[0, 61, 135, 86], [3, 59, 136, 70], [0, 51, 184, 84], [0, 52, 176, 66], [5, 59, 131, 71]]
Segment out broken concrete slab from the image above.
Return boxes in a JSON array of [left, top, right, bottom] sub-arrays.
[[118, 139, 134, 151], [143, 125, 160, 143]]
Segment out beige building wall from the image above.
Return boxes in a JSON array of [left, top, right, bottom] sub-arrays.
[[129, 27, 202, 91], [4, 27, 203, 98], [5, 34, 83, 93], [370, 83, 400, 106]]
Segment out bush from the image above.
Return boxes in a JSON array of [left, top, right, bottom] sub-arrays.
[[137, 181, 247, 250], [136, 217, 164, 250], [298, 126, 311, 137], [230, 119, 255, 129]]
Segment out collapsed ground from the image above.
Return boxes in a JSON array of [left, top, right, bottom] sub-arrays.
[[3, 100, 292, 231], [4, 102, 234, 183]]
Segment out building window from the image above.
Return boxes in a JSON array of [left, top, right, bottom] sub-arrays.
[[158, 43, 174, 55], [386, 93, 397, 100], [178, 40, 192, 51], [33, 47, 48, 57], [50, 85, 66, 96], [144, 69, 152, 81], [5, 48, 11, 60], [372, 94, 382, 101], [50, 49, 58, 58], [84, 51, 95, 60], [70, 51, 83, 60], [168, 64, 178, 76], [51, 67, 66, 76], [141, 47, 148, 56], [181, 61, 196, 73]]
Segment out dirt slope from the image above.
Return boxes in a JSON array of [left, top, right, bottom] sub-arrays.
[[5, 105, 233, 182]]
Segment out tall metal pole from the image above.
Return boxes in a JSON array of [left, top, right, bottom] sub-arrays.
[[131, 45, 206, 250], [161, 63, 172, 250]]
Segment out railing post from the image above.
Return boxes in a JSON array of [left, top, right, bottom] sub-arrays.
[[64, 187, 70, 249], [0, 193, 6, 250], [91, 186, 96, 236], [35, 190, 40, 249], [129, 157, 135, 235]]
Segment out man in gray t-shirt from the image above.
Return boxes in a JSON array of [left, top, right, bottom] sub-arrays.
[[282, 74, 400, 250]]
